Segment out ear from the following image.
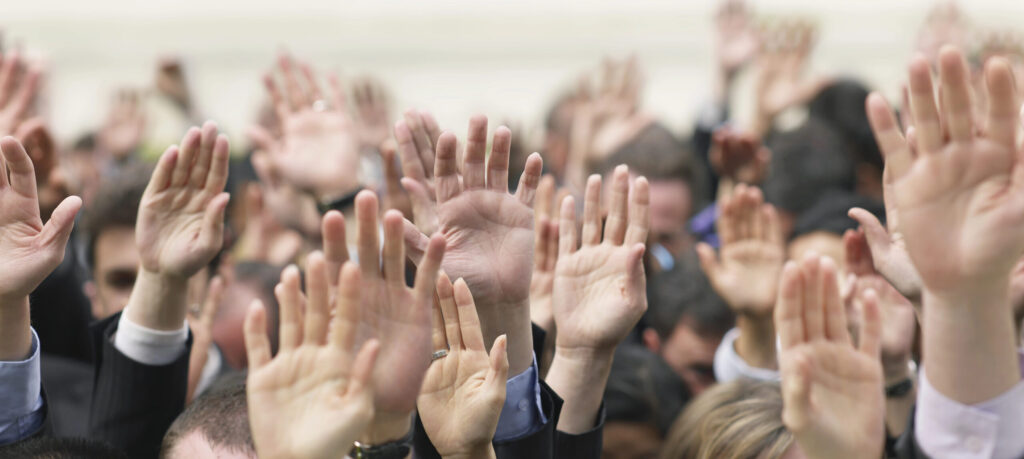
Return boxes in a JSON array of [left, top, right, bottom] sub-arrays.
[[642, 328, 662, 354]]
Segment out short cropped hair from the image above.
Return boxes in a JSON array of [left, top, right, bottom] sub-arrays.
[[79, 163, 152, 270], [791, 190, 885, 240], [605, 344, 692, 436], [0, 436, 128, 459], [160, 383, 254, 458], [645, 250, 735, 341], [763, 116, 857, 215]]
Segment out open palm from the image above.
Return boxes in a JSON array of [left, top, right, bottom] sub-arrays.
[[553, 167, 649, 350]]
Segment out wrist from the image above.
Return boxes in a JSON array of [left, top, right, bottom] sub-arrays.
[[125, 268, 190, 331], [360, 411, 412, 445], [0, 296, 32, 360], [735, 314, 778, 370], [476, 298, 533, 375]]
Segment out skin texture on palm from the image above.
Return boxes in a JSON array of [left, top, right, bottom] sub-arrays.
[[403, 115, 543, 377], [546, 165, 649, 434], [244, 256, 380, 459], [418, 275, 507, 459], [776, 255, 885, 459], [865, 47, 1022, 403], [250, 54, 361, 200], [127, 122, 230, 331], [0, 136, 81, 359]]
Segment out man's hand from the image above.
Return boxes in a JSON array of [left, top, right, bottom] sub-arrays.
[[250, 55, 361, 201], [865, 46, 1023, 404], [709, 128, 771, 185], [129, 122, 229, 331], [353, 191, 448, 443], [776, 255, 885, 459], [0, 136, 81, 359], [546, 165, 649, 433], [245, 255, 380, 459], [418, 275, 507, 459], [403, 115, 543, 376]]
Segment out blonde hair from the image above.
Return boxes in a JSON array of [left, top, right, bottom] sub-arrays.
[[659, 379, 793, 459]]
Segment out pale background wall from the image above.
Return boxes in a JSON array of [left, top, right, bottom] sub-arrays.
[[4, 0, 1024, 146]]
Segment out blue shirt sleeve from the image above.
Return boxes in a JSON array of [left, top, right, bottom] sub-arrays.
[[493, 353, 547, 441], [0, 328, 45, 446]]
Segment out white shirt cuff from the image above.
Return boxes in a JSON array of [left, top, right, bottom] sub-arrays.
[[113, 313, 188, 366], [916, 355, 1024, 459], [712, 328, 780, 383]]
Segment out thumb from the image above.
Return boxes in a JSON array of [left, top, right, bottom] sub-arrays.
[[848, 208, 889, 255], [695, 242, 720, 279], [39, 195, 82, 255], [487, 335, 510, 394], [402, 218, 430, 266]]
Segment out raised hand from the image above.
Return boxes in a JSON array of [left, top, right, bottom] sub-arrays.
[[0, 50, 40, 137], [245, 255, 380, 459], [546, 165, 649, 433], [418, 275, 507, 459], [529, 175, 560, 334], [403, 115, 542, 376], [351, 77, 393, 151], [714, 0, 759, 78], [754, 20, 830, 134], [353, 191, 448, 442], [709, 128, 771, 185], [866, 46, 1022, 404], [697, 184, 783, 316], [395, 108, 443, 235], [98, 89, 146, 160], [250, 55, 361, 201], [776, 255, 885, 459]]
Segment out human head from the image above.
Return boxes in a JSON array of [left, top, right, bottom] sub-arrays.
[[161, 383, 255, 459], [603, 344, 692, 459], [213, 262, 282, 370], [808, 79, 884, 200], [659, 379, 796, 459], [642, 251, 735, 395], [0, 437, 128, 459], [788, 190, 884, 267]]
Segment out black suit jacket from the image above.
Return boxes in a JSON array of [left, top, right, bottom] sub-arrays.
[[412, 324, 604, 459], [40, 353, 94, 438], [88, 313, 192, 459]]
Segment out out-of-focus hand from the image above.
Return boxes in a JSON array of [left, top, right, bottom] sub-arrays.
[[403, 115, 543, 376], [245, 256, 380, 459], [0, 50, 40, 138], [249, 149, 322, 238], [776, 254, 885, 459], [754, 20, 830, 133], [715, 0, 759, 77], [351, 77, 393, 151], [698, 184, 783, 316], [395, 108, 443, 235], [709, 128, 771, 185], [418, 275, 506, 459], [186, 275, 224, 403], [529, 175, 560, 333], [155, 57, 194, 112], [232, 183, 303, 265], [98, 89, 146, 160], [250, 55, 361, 200]]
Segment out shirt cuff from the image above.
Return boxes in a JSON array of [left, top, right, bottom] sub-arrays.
[[916, 363, 1024, 459], [494, 353, 548, 441], [113, 313, 188, 366], [713, 328, 780, 383], [0, 328, 45, 445]]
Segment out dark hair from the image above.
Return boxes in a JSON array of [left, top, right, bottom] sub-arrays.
[[790, 190, 885, 240], [0, 437, 128, 459], [808, 79, 883, 169], [80, 163, 152, 270], [645, 250, 735, 340], [600, 122, 710, 209], [160, 383, 254, 458], [605, 344, 692, 436], [762, 116, 857, 215]]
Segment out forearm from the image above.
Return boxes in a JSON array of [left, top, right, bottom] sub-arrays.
[[478, 300, 534, 376], [124, 268, 190, 331], [735, 314, 777, 370], [545, 346, 612, 434], [0, 297, 31, 361], [361, 412, 411, 445], [923, 288, 1021, 404]]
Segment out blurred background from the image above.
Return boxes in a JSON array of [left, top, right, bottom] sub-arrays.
[[6, 0, 1024, 148]]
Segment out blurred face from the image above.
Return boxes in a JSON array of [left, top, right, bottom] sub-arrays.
[[90, 226, 139, 318], [602, 421, 662, 459], [787, 231, 844, 267], [660, 319, 720, 395], [213, 281, 267, 369], [647, 179, 693, 258]]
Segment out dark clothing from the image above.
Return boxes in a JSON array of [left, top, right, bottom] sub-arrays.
[[40, 353, 94, 438], [29, 238, 94, 364]]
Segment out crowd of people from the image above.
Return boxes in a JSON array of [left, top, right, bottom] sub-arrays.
[[0, 1, 1022, 458]]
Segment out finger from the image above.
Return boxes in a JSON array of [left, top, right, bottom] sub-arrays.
[[858, 288, 882, 358], [6, 66, 39, 122], [696, 242, 720, 280], [321, 211, 349, 286], [190, 121, 218, 189], [275, 265, 303, 351], [603, 165, 630, 245], [534, 175, 556, 221], [937, 46, 974, 143], [775, 261, 805, 351], [347, 339, 381, 396], [143, 146, 179, 196], [781, 352, 812, 431], [403, 218, 430, 266], [38, 196, 82, 254], [0, 50, 21, 106], [626, 243, 646, 289], [453, 278, 486, 351], [534, 216, 551, 270], [558, 195, 578, 256], [303, 252, 331, 345], [279, 54, 309, 109], [848, 208, 890, 261], [801, 254, 825, 342], [486, 334, 510, 395], [330, 262, 362, 351], [405, 110, 436, 174], [821, 257, 850, 345], [421, 110, 442, 151], [299, 62, 324, 102], [0, 136, 37, 197], [171, 127, 201, 188], [545, 220, 559, 272], [514, 153, 543, 206], [436, 273, 462, 349], [487, 126, 511, 191], [413, 234, 447, 306], [434, 132, 462, 203], [983, 57, 1019, 149], [624, 176, 650, 246], [327, 72, 348, 113], [907, 55, 944, 154], [749, 188, 765, 240], [432, 274, 453, 350], [382, 210, 406, 288], [263, 73, 290, 123], [395, 119, 428, 182], [243, 300, 272, 370], [581, 174, 603, 246], [203, 135, 230, 196], [717, 192, 736, 245], [355, 191, 381, 278], [763, 204, 783, 247], [462, 115, 488, 189], [401, 177, 435, 228], [199, 192, 230, 252]]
